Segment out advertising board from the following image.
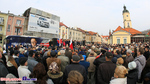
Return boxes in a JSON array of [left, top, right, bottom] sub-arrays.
[[28, 14, 59, 34]]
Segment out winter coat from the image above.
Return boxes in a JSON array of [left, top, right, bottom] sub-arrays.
[[13, 55, 20, 66], [18, 65, 31, 78], [57, 55, 70, 72], [65, 51, 72, 64], [134, 55, 146, 79], [7, 61, 19, 78], [127, 69, 138, 84], [125, 55, 134, 68], [110, 77, 127, 84], [63, 63, 87, 84], [27, 56, 38, 73], [79, 60, 90, 74], [144, 51, 150, 60], [97, 61, 116, 84], [86, 56, 96, 72], [19, 53, 25, 58], [0, 60, 9, 84]]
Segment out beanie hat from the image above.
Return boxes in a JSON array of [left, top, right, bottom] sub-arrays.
[[72, 55, 80, 61], [19, 57, 27, 65], [128, 61, 137, 70], [117, 57, 124, 65], [51, 50, 57, 57]]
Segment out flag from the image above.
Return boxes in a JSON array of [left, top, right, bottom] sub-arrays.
[[69, 39, 73, 50]]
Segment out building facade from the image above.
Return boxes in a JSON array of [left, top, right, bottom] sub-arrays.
[[59, 22, 69, 39], [123, 5, 132, 28], [0, 12, 8, 45], [6, 14, 25, 36]]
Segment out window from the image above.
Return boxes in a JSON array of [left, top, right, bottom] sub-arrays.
[[128, 23, 130, 27], [7, 25, 10, 32], [117, 38, 120, 44], [16, 20, 21, 25], [15, 28, 20, 33], [124, 39, 127, 44], [0, 36, 2, 43], [0, 17, 4, 24], [126, 15, 128, 17], [0, 26, 2, 31]]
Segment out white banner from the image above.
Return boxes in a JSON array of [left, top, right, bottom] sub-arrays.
[[28, 14, 59, 34]]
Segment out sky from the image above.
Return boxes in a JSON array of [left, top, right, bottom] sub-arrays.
[[1, 0, 150, 35]]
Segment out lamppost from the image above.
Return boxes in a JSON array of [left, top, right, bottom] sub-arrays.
[[41, 30, 43, 37]]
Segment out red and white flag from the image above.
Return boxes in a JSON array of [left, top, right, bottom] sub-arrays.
[[69, 39, 73, 50]]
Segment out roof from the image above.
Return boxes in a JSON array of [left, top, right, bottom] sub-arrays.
[[101, 35, 109, 38], [114, 26, 142, 35], [147, 31, 150, 35], [59, 22, 68, 28], [88, 31, 97, 35]]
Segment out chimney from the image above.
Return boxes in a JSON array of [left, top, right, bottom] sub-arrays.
[[8, 10, 10, 14]]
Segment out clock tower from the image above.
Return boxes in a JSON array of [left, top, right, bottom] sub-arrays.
[[123, 5, 132, 28]]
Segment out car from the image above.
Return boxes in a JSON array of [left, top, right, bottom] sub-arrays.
[[37, 17, 49, 28]]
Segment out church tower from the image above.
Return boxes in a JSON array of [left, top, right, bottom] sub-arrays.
[[123, 5, 132, 28]]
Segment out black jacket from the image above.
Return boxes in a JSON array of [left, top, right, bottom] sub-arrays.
[[7, 66, 19, 78], [63, 63, 87, 84], [127, 69, 138, 84], [144, 51, 150, 60], [97, 61, 116, 84]]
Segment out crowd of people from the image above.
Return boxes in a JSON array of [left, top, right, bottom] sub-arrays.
[[0, 42, 150, 84]]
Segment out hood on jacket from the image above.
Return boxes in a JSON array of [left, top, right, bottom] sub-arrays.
[[13, 55, 18, 59], [7, 61, 14, 67], [135, 55, 146, 66], [110, 77, 127, 84]]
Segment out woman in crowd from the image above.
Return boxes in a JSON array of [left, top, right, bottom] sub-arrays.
[[30, 63, 54, 84], [110, 66, 128, 84]]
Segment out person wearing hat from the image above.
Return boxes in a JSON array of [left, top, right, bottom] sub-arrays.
[[97, 52, 116, 84], [46, 50, 61, 71], [144, 46, 150, 60], [43, 46, 52, 57], [18, 57, 31, 79], [127, 61, 138, 84], [63, 55, 87, 84]]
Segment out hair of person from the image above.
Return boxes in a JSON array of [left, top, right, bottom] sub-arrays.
[[115, 66, 128, 78], [126, 49, 132, 54], [90, 53, 94, 56], [8, 56, 18, 69], [30, 63, 47, 84], [138, 47, 144, 55], [66, 47, 69, 51], [60, 50, 65, 56], [79, 54, 83, 59], [29, 50, 35, 57], [67, 70, 84, 84], [47, 51, 51, 57], [0, 48, 3, 54], [116, 50, 121, 55]]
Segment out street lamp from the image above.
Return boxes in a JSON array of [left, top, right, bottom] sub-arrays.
[[41, 30, 43, 37]]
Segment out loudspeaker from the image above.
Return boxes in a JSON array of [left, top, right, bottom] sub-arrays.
[[52, 38, 57, 46]]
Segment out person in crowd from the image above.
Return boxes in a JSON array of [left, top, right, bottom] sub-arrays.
[[65, 47, 72, 64], [127, 61, 138, 84], [144, 46, 150, 60], [97, 52, 116, 84], [67, 70, 84, 84], [86, 53, 96, 84], [78, 48, 85, 55], [27, 50, 38, 72], [7, 56, 18, 78], [141, 57, 150, 83], [124, 49, 134, 68], [63, 55, 87, 84], [93, 48, 106, 84], [57, 50, 70, 72], [46, 50, 61, 71], [47, 62, 63, 84], [19, 48, 25, 58], [79, 54, 90, 74], [43, 46, 52, 57], [0, 52, 9, 84], [116, 57, 124, 66], [112, 50, 122, 64], [133, 47, 137, 58], [34, 51, 42, 63], [18, 57, 31, 78], [30, 63, 54, 84], [0, 48, 6, 66], [144, 72, 150, 84], [13, 50, 20, 66], [110, 66, 128, 84], [121, 47, 126, 55], [134, 47, 146, 83]]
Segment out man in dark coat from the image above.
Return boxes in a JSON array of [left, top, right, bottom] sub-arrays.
[[63, 55, 87, 84], [97, 52, 116, 84], [65, 47, 72, 64], [144, 46, 150, 60]]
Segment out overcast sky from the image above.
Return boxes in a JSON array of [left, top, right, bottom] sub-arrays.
[[1, 0, 150, 35]]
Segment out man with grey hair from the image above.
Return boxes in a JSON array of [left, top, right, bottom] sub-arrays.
[[124, 49, 134, 68], [57, 50, 70, 72]]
